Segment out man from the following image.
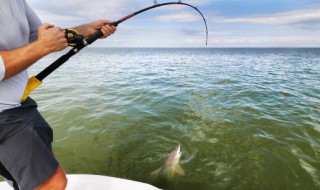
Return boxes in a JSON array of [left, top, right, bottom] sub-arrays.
[[0, 0, 116, 189]]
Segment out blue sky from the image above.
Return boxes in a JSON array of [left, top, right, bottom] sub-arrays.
[[27, 0, 320, 47]]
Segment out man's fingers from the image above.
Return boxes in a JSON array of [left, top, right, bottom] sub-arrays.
[[51, 27, 64, 33], [101, 25, 116, 38], [101, 27, 109, 37], [39, 23, 55, 31], [103, 26, 113, 34], [110, 26, 117, 32]]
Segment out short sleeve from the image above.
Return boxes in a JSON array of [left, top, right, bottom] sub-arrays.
[[0, 55, 6, 81], [24, 1, 42, 42]]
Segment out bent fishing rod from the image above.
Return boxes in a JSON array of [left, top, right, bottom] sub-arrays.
[[21, 1, 209, 102]]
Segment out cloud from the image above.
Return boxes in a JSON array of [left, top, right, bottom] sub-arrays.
[[151, 0, 212, 6], [29, 0, 211, 22], [34, 10, 81, 23], [28, 0, 141, 21], [204, 5, 320, 47], [214, 5, 320, 29], [26, 0, 319, 47], [155, 11, 203, 22]]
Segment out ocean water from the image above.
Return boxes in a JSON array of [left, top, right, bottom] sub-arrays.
[[28, 48, 319, 190]]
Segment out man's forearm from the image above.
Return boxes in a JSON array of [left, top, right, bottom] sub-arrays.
[[73, 24, 93, 38], [0, 40, 50, 80]]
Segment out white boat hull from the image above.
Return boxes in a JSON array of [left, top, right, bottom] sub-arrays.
[[0, 174, 161, 190]]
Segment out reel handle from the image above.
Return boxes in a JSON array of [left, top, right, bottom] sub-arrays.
[[64, 29, 84, 47]]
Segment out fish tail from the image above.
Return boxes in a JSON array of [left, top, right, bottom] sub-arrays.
[[174, 164, 185, 176]]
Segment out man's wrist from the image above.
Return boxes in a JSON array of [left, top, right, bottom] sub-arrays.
[[34, 40, 53, 56], [73, 24, 95, 38]]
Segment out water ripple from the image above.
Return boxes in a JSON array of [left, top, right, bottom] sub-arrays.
[[28, 48, 320, 190]]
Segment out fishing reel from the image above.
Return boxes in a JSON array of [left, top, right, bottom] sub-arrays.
[[64, 28, 84, 47]]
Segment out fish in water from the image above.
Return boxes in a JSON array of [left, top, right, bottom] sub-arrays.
[[152, 144, 185, 179]]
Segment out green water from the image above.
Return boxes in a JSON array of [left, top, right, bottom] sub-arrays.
[[28, 48, 320, 190]]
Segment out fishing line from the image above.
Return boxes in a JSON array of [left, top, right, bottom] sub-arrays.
[[21, 1, 209, 102]]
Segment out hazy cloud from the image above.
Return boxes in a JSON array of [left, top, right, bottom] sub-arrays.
[[29, 0, 140, 20], [155, 11, 203, 22], [29, 0, 211, 22], [215, 5, 320, 29]]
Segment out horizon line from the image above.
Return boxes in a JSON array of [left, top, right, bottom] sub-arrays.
[[87, 46, 320, 49]]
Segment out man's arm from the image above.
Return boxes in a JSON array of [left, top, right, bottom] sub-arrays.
[[0, 23, 68, 80], [0, 20, 116, 81]]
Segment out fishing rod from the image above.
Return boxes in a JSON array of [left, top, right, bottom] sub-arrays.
[[21, 1, 209, 102]]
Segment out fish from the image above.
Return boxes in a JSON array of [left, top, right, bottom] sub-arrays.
[[152, 144, 185, 179]]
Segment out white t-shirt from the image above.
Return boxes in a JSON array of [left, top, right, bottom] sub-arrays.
[[0, 0, 42, 112]]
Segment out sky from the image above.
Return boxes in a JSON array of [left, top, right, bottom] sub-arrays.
[[27, 0, 320, 47]]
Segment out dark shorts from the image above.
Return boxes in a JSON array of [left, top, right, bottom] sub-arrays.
[[0, 97, 59, 190]]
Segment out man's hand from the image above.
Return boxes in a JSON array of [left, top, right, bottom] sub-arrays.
[[38, 23, 68, 54], [74, 20, 117, 38], [0, 23, 68, 80]]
